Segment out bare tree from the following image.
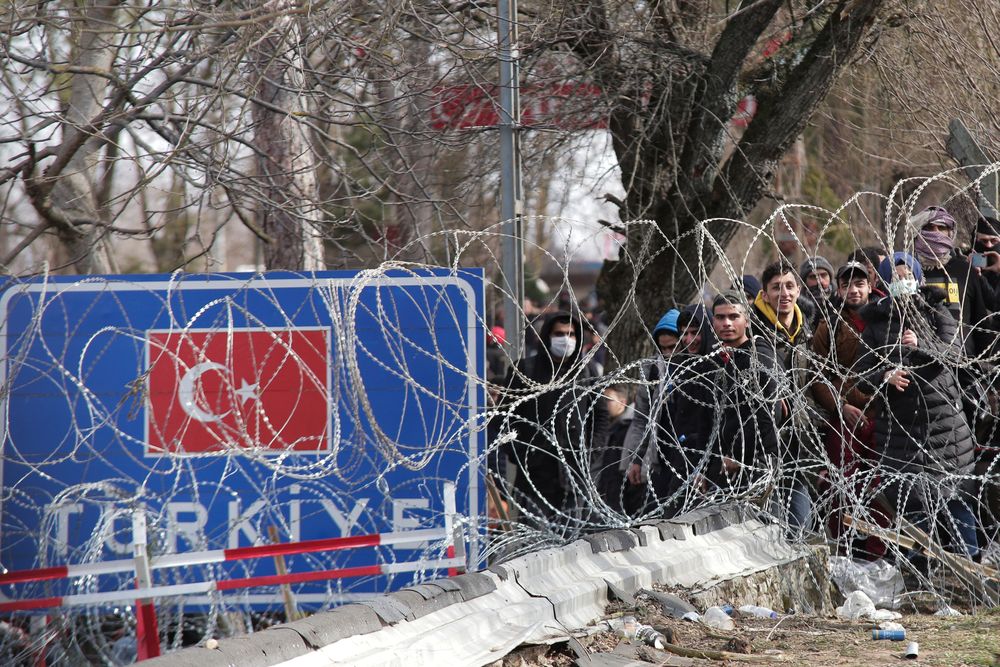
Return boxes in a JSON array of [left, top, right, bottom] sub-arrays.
[[537, 1, 891, 364], [246, 5, 324, 270]]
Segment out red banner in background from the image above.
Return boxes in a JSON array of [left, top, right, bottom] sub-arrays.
[[428, 83, 759, 131], [429, 83, 607, 131]]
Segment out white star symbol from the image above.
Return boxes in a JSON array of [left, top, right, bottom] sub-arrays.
[[234, 379, 259, 405]]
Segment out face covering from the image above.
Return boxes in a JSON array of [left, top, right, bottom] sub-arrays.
[[808, 284, 832, 300], [549, 335, 576, 359], [914, 229, 953, 266], [888, 278, 918, 298]]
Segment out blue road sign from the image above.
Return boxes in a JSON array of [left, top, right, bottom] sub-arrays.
[[0, 269, 485, 609]]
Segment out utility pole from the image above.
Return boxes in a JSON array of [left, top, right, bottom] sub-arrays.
[[498, 0, 525, 361], [946, 119, 998, 218]]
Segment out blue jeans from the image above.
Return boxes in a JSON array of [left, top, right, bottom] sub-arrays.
[[769, 481, 813, 534], [913, 498, 980, 560], [895, 483, 980, 560]]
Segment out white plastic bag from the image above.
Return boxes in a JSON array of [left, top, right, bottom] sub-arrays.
[[934, 605, 962, 617], [829, 557, 904, 609], [836, 590, 902, 621]]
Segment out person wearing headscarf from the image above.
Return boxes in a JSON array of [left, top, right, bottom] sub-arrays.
[[911, 206, 997, 358]]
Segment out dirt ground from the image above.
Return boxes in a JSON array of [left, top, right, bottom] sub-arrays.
[[498, 602, 1000, 666]]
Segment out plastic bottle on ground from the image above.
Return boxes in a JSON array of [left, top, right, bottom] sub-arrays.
[[738, 605, 779, 619], [700, 606, 735, 631]]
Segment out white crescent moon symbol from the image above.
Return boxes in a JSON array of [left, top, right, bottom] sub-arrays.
[[178, 362, 230, 423]]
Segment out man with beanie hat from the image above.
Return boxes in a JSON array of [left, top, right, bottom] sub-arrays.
[[811, 260, 884, 557], [973, 215, 1000, 292], [623, 308, 708, 517], [799, 256, 836, 328], [800, 256, 835, 297], [651, 308, 681, 356], [910, 205, 997, 358], [971, 214, 1000, 551]]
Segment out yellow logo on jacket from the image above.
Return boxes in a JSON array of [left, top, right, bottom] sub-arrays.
[[924, 281, 960, 304]]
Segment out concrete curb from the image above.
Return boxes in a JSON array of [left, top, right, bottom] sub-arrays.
[[146, 504, 809, 667]]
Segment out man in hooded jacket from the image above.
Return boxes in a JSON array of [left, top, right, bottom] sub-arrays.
[[502, 311, 608, 528], [624, 309, 709, 516]]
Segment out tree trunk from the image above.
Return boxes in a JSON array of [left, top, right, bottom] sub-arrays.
[[595, 1, 886, 367], [41, 0, 122, 274], [250, 10, 323, 271]]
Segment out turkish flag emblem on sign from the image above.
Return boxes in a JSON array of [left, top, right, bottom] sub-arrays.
[[146, 328, 330, 456]]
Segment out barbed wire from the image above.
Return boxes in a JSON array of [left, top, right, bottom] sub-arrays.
[[4, 173, 1000, 661]]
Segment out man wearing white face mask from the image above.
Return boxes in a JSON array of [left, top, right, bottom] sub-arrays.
[[501, 311, 608, 529], [854, 252, 979, 568]]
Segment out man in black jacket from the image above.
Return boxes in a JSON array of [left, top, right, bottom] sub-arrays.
[[911, 205, 997, 358], [855, 253, 979, 561], [676, 292, 786, 503], [502, 311, 608, 530], [970, 215, 1000, 550]]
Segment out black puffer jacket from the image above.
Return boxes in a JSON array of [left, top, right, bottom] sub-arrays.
[[854, 290, 975, 482]]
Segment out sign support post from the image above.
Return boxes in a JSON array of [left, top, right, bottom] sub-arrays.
[[947, 119, 998, 218], [498, 0, 525, 363], [132, 510, 160, 660]]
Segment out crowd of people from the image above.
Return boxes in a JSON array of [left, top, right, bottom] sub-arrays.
[[490, 206, 1000, 575]]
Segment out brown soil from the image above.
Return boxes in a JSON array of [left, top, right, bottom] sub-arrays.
[[496, 604, 1000, 666]]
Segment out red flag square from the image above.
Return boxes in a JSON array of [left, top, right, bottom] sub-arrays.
[[146, 328, 330, 455]]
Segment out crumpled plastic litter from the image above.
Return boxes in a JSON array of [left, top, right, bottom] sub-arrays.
[[878, 621, 904, 631], [934, 605, 963, 617], [829, 556, 905, 609], [836, 590, 903, 621]]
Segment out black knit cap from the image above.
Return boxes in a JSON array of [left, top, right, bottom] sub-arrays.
[[976, 215, 1000, 237]]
